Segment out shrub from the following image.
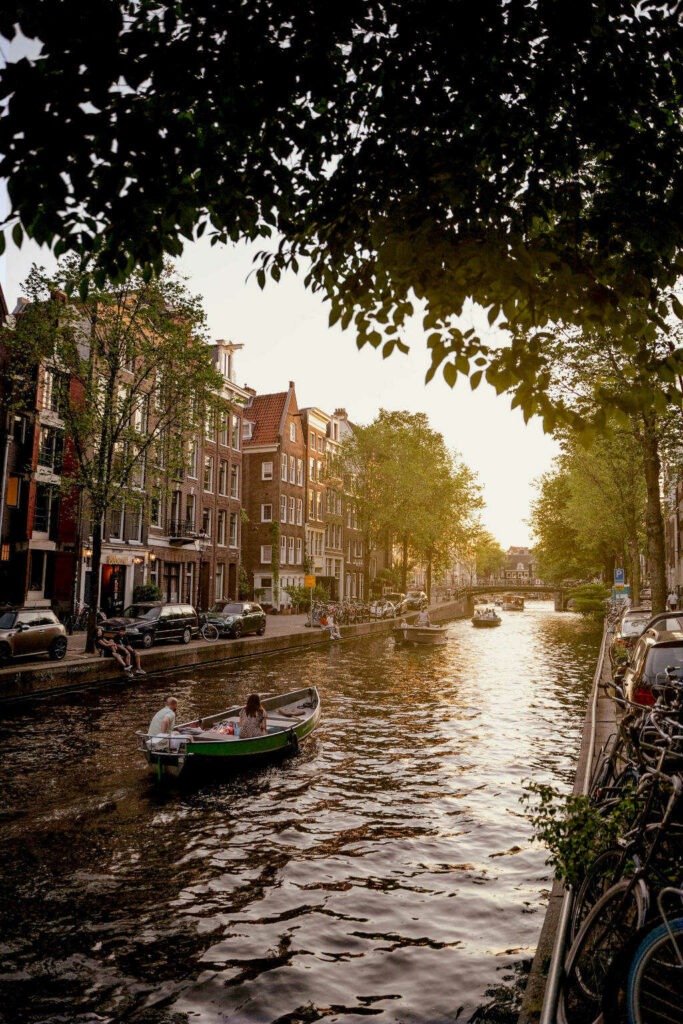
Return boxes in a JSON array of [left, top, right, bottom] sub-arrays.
[[133, 583, 162, 602]]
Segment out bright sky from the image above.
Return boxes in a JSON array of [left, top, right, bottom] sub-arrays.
[[0, 32, 558, 550]]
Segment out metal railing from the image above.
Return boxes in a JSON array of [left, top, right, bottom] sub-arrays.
[[167, 515, 196, 538]]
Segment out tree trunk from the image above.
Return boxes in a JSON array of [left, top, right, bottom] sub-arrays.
[[86, 516, 102, 653], [401, 534, 408, 592], [363, 530, 371, 600], [641, 422, 666, 614], [426, 553, 432, 604], [627, 536, 641, 605]]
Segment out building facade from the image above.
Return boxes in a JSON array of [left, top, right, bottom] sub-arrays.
[[242, 382, 307, 609], [503, 546, 535, 582]]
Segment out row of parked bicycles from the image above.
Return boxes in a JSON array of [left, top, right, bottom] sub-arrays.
[[557, 622, 683, 1023]]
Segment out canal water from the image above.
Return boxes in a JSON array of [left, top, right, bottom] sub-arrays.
[[0, 602, 601, 1024]]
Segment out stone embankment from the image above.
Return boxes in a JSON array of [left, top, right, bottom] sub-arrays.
[[518, 626, 615, 1024], [0, 597, 470, 705]]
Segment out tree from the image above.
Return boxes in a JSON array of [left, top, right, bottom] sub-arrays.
[[474, 531, 506, 582], [1, 259, 223, 648], [3, 2, 683, 418]]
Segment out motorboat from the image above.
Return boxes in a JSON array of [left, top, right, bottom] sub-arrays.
[[393, 623, 448, 646], [502, 594, 525, 611], [137, 687, 320, 780], [472, 606, 502, 627]]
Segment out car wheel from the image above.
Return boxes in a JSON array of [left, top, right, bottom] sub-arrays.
[[181, 627, 191, 645], [142, 631, 154, 649], [49, 637, 67, 661], [232, 623, 242, 639], [257, 622, 266, 635], [0, 642, 11, 665]]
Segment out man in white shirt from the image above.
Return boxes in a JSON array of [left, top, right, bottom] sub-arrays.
[[148, 696, 178, 738], [668, 590, 678, 610]]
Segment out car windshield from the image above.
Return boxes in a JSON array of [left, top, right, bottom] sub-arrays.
[[123, 605, 160, 621], [407, 592, 421, 598], [0, 611, 17, 629], [214, 603, 243, 615], [622, 617, 649, 636], [644, 645, 683, 683]]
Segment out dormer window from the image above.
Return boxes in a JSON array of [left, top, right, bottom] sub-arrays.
[[243, 422, 253, 440]]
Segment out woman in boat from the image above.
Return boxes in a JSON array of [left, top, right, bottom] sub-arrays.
[[238, 693, 268, 738]]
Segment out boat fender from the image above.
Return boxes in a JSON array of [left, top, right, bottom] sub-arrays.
[[289, 728, 299, 754]]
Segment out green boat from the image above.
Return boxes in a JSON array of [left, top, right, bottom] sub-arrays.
[[137, 686, 320, 780]]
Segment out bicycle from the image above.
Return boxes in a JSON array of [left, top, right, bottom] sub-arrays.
[[200, 620, 219, 642]]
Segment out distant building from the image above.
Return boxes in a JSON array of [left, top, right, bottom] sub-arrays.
[[504, 546, 535, 582]]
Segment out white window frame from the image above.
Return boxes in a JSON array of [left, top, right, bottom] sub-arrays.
[[289, 421, 296, 442], [297, 459, 303, 486], [230, 463, 239, 499], [296, 538, 303, 564], [217, 509, 226, 546], [215, 564, 225, 601], [204, 455, 214, 493], [260, 544, 272, 564], [229, 511, 238, 548], [297, 498, 303, 525], [281, 452, 288, 481], [262, 461, 273, 481], [261, 503, 273, 523], [289, 496, 295, 523], [280, 533, 287, 563], [202, 507, 212, 537], [218, 459, 228, 496], [288, 536, 294, 564], [232, 414, 241, 450], [280, 494, 287, 523], [289, 455, 296, 484]]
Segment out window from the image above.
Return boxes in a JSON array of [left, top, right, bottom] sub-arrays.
[[310, 432, 316, 449], [290, 422, 296, 442], [0, 543, 10, 561], [204, 455, 214, 492], [262, 461, 273, 481], [215, 564, 225, 601], [150, 495, 162, 528], [317, 460, 323, 480], [6, 475, 19, 508], [297, 498, 303, 525], [289, 455, 295, 483], [280, 495, 287, 523], [308, 488, 315, 518], [217, 509, 226, 545], [243, 421, 253, 440], [43, 368, 65, 414], [187, 441, 198, 478], [261, 544, 272, 563], [202, 507, 212, 536], [296, 538, 303, 564], [38, 426, 63, 472], [288, 536, 294, 564], [219, 409, 229, 446], [318, 436, 324, 453], [232, 414, 241, 450], [205, 411, 216, 442], [280, 533, 287, 563], [184, 562, 195, 604], [316, 492, 322, 521], [229, 511, 238, 547], [261, 503, 273, 523], [109, 506, 124, 540], [309, 457, 316, 481], [230, 464, 239, 499], [185, 493, 196, 531], [281, 453, 288, 481], [297, 459, 303, 486], [289, 496, 295, 523], [218, 460, 228, 496]]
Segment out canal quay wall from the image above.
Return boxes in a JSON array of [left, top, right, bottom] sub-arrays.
[[518, 624, 615, 1024], [0, 596, 470, 706]]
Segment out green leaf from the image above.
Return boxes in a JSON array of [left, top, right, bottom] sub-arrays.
[[12, 223, 23, 247], [443, 363, 457, 388]]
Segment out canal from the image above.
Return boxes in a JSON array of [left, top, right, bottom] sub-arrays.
[[0, 602, 601, 1024]]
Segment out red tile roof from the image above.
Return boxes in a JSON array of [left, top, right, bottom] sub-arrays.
[[244, 391, 289, 446]]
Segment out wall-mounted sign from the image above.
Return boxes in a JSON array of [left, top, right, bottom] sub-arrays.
[[305, 575, 316, 588]]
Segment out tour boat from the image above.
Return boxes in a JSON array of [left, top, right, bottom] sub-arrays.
[[472, 608, 502, 628], [393, 624, 448, 646], [137, 687, 320, 780], [502, 594, 525, 611]]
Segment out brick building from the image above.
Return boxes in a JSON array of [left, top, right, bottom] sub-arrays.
[[504, 546, 535, 582], [300, 407, 331, 587], [324, 411, 344, 598], [0, 293, 80, 615], [242, 382, 307, 609]]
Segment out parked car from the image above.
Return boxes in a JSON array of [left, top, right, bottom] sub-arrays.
[[619, 629, 683, 705], [0, 607, 68, 664], [404, 590, 428, 610], [384, 592, 407, 614], [370, 598, 395, 619], [203, 601, 266, 638], [640, 611, 683, 635], [102, 602, 198, 648], [609, 605, 654, 665]]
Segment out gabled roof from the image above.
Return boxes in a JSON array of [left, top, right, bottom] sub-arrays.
[[243, 391, 289, 447]]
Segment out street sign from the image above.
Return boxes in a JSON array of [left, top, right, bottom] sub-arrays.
[[612, 584, 630, 602], [305, 575, 316, 588], [614, 568, 625, 584]]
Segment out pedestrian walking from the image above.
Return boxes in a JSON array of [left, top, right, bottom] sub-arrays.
[[668, 589, 679, 611]]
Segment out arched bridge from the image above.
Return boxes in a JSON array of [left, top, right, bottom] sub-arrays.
[[453, 583, 567, 611]]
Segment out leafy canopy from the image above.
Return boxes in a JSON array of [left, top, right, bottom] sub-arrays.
[[3, 2, 683, 416]]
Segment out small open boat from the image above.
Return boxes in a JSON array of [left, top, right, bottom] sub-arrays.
[[502, 594, 524, 611], [472, 607, 502, 628], [137, 687, 320, 780], [393, 624, 448, 646]]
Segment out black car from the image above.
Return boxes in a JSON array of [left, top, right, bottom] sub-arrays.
[[102, 602, 199, 648], [203, 601, 266, 639], [404, 590, 428, 610]]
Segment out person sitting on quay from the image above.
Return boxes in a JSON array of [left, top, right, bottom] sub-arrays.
[[320, 611, 341, 641], [95, 627, 136, 675], [148, 695, 178, 736], [114, 628, 146, 676], [238, 693, 268, 738]]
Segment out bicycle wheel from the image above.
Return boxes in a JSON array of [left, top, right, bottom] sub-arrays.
[[202, 622, 219, 642], [560, 879, 648, 1024], [626, 916, 683, 1024], [570, 846, 626, 945]]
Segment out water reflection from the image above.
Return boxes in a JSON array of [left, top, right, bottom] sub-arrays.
[[0, 602, 600, 1023]]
